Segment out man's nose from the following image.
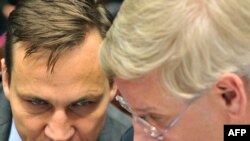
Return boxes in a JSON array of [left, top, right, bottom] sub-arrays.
[[45, 110, 75, 141]]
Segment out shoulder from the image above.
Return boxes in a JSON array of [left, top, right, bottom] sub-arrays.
[[98, 104, 132, 141], [107, 103, 131, 127], [120, 126, 134, 141], [0, 83, 12, 140]]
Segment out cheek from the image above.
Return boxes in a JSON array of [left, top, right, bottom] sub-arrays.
[[10, 94, 45, 133], [76, 96, 110, 139], [166, 103, 225, 141], [75, 116, 106, 140], [10, 94, 46, 139], [12, 109, 45, 140]]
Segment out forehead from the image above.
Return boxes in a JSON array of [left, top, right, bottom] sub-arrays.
[[10, 30, 108, 100], [115, 71, 185, 112], [12, 30, 102, 74]]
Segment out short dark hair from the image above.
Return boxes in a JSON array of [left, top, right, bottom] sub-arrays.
[[5, 0, 111, 78]]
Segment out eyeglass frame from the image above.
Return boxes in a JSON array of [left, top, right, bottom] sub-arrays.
[[115, 95, 191, 140]]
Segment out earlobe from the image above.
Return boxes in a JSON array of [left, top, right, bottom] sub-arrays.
[[1, 58, 10, 99], [109, 82, 118, 101], [216, 73, 247, 119]]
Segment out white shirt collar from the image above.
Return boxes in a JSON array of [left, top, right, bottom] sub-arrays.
[[9, 119, 22, 141]]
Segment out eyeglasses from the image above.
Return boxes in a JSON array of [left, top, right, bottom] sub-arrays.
[[116, 95, 190, 140]]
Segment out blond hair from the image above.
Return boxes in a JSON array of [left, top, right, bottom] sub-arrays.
[[99, 0, 250, 99]]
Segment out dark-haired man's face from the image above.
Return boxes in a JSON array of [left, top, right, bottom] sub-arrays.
[[1, 29, 116, 141]]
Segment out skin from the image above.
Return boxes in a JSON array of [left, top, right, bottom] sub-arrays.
[[3, 3, 15, 18], [1, 29, 117, 141], [115, 70, 249, 141]]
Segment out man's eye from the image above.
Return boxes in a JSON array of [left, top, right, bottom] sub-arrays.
[[138, 115, 150, 122], [138, 114, 169, 128], [24, 98, 51, 114], [69, 100, 98, 116], [28, 98, 48, 105], [150, 114, 164, 121], [71, 100, 95, 107]]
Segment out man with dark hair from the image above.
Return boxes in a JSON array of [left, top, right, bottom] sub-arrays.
[[0, 0, 131, 140]]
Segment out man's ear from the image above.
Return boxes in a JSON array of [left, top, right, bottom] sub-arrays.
[[215, 73, 247, 119], [1, 58, 10, 100], [109, 81, 117, 101]]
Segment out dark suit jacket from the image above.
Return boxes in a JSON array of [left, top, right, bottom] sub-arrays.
[[98, 104, 132, 141], [0, 84, 131, 141], [120, 126, 134, 141], [0, 84, 12, 141]]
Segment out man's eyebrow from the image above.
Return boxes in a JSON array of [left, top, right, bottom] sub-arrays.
[[16, 92, 45, 100], [120, 96, 157, 113], [71, 93, 104, 104], [133, 107, 156, 113], [16, 92, 105, 105]]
